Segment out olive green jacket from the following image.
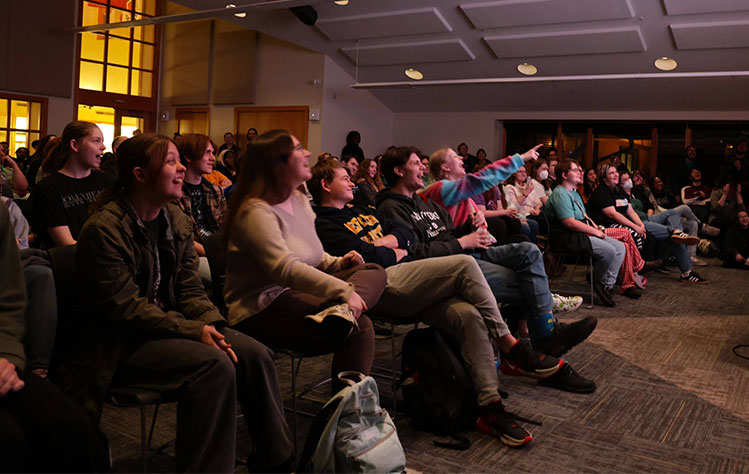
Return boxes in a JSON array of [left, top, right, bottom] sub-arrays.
[[59, 198, 224, 422]]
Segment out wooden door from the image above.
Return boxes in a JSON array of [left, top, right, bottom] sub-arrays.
[[235, 106, 309, 148], [176, 108, 210, 135]]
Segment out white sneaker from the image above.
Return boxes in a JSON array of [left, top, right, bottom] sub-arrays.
[[552, 294, 583, 313], [690, 256, 708, 266]]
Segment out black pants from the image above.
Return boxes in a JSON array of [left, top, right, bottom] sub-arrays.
[[0, 373, 109, 472]]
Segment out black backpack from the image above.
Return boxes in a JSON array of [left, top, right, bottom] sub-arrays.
[[400, 327, 479, 450]]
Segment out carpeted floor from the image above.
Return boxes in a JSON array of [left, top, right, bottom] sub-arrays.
[[102, 257, 749, 473]]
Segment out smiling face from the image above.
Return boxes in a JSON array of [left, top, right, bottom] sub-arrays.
[[653, 177, 664, 192], [73, 125, 106, 169], [513, 166, 528, 185], [738, 210, 749, 228], [344, 157, 358, 176], [603, 165, 619, 187], [189, 141, 215, 175], [562, 163, 583, 186], [284, 135, 312, 186], [586, 169, 597, 184], [690, 169, 702, 182], [442, 148, 466, 179], [632, 173, 644, 187], [398, 153, 425, 192], [367, 160, 378, 179], [154, 142, 186, 201], [326, 166, 355, 203]]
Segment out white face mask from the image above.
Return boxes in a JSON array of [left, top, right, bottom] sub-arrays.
[[622, 180, 633, 191], [538, 170, 549, 181]]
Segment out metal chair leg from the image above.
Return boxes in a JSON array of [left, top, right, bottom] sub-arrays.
[[390, 322, 397, 417], [147, 404, 160, 449], [290, 356, 299, 460]]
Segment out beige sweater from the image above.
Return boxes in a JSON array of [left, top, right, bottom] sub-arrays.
[[225, 191, 353, 326]]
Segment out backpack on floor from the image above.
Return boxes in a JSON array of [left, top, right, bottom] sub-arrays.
[[400, 327, 479, 450], [298, 371, 406, 473]]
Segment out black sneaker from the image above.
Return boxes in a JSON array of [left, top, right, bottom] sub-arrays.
[[621, 287, 642, 299], [535, 316, 598, 358], [538, 363, 597, 394], [476, 401, 533, 448], [500, 338, 563, 379], [680, 270, 709, 284], [670, 229, 700, 246], [593, 281, 615, 307]]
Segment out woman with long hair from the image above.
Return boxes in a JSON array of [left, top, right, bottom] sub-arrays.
[[69, 134, 293, 472], [581, 167, 597, 203], [352, 157, 384, 207], [224, 130, 386, 392], [32, 121, 115, 249]]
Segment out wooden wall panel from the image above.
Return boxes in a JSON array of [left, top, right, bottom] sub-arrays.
[[170, 20, 211, 105]]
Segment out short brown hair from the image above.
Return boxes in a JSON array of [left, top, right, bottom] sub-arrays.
[[308, 158, 342, 205], [176, 133, 216, 165], [556, 159, 580, 180], [380, 145, 422, 186]]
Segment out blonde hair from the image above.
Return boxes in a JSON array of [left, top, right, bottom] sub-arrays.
[[428, 147, 452, 180]]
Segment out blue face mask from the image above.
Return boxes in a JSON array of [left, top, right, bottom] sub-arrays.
[[622, 180, 633, 191]]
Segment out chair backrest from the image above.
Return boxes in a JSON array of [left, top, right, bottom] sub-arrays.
[[202, 234, 227, 314]]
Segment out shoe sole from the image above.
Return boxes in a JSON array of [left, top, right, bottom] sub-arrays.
[[538, 378, 597, 394], [671, 234, 700, 245], [476, 419, 532, 447], [500, 359, 564, 379], [680, 279, 709, 284]]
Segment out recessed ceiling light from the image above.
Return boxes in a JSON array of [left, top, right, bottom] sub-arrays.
[[517, 63, 537, 76], [404, 68, 423, 80], [225, 3, 236, 7], [654, 57, 677, 71], [234, 12, 246, 17], [334, 0, 349, 5]]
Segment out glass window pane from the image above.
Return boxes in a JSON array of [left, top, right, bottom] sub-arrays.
[[0, 131, 6, 145], [121, 116, 144, 137], [10, 132, 28, 156], [79, 61, 104, 91], [107, 36, 130, 66], [10, 101, 30, 130], [28, 133, 40, 151], [132, 42, 154, 71], [106, 65, 129, 94], [134, 0, 157, 16], [30, 103, 41, 131], [82, 1, 106, 27], [0, 99, 7, 128], [130, 70, 153, 97], [133, 16, 155, 44], [109, 8, 132, 39], [80, 31, 106, 62]]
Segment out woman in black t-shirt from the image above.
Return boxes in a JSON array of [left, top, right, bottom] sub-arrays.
[[32, 121, 115, 248]]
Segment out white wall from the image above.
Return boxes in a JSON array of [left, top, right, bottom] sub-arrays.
[[393, 112, 502, 159], [320, 57, 394, 159]]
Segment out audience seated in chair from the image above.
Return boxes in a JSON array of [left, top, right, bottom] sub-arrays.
[[587, 162, 708, 285], [723, 210, 749, 269], [0, 203, 109, 472], [309, 158, 565, 447], [376, 146, 597, 394], [223, 129, 386, 395], [32, 121, 115, 249], [175, 133, 228, 281], [504, 163, 546, 242], [544, 159, 626, 307], [351, 158, 384, 208], [60, 134, 293, 472]]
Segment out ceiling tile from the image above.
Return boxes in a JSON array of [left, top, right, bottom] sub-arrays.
[[662, 0, 749, 16], [315, 8, 451, 42], [671, 20, 749, 50], [341, 39, 475, 66], [460, 0, 633, 30], [485, 27, 645, 59]]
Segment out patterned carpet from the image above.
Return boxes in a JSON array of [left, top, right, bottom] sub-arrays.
[[102, 258, 749, 472]]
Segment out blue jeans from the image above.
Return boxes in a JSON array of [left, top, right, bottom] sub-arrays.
[[643, 221, 692, 273], [23, 264, 57, 372], [649, 205, 700, 257], [588, 235, 625, 289], [473, 242, 554, 335], [521, 218, 539, 243]]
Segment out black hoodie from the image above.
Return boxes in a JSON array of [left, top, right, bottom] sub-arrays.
[[314, 204, 413, 268], [375, 189, 472, 260]]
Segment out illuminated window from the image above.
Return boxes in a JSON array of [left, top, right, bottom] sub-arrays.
[[0, 96, 45, 155], [78, 0, 158, 98]]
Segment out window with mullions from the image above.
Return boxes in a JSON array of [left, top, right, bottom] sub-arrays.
[[78, 0, 157, 98], [0, 97, 45, 156]]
